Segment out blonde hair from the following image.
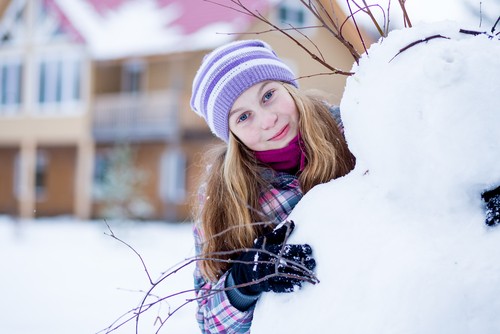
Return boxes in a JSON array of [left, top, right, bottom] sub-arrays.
[[195, 83, 355, 281]]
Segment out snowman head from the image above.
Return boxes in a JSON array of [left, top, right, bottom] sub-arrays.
[[341, 23, 500, 198]]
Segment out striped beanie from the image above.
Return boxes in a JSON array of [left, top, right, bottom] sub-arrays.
[[190, 39, 298, 142]]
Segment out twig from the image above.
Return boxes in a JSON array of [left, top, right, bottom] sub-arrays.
[[301, 0, 362, 63], [492, 16, 499, 35], [345, 0, 368, 58], [104, 220, 153, 285], [398, 0, 412, 28], [389, 34, 450, 62], [352, 0, 386, 37], [385, 0, 392, 36]]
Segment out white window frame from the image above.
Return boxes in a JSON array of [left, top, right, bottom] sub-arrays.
[[276, 0, 314, 29], [35, 51, 82, 114], [0, 56, 22, 114]]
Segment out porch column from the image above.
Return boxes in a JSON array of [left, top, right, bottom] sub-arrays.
[[18, 139, 36, 219], [74, 139, 94, 219]]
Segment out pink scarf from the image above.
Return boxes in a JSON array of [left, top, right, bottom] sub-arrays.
[[254, 134, 306, 174]]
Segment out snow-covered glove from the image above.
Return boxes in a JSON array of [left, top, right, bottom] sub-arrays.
[[482, 185, 500, 226], [230, 220, 317, 296]]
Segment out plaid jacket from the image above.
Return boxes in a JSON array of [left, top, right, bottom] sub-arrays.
[[193, 171, 303, 333], [193, 105, 343, 333]]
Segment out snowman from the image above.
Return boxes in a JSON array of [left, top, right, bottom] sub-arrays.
[[252, 21, 500, 334]]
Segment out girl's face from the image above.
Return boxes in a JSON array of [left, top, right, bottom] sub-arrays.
[[228, 81, 299, 152]]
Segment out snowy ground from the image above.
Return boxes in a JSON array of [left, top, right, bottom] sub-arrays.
[[0, 216, 198, 334]]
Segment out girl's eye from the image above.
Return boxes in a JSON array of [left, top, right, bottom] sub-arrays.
[[237, 112, 249, 123], [263, 89, 275, 103]]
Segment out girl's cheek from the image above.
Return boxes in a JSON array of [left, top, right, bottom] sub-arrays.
[[243, 132, 258, 147]]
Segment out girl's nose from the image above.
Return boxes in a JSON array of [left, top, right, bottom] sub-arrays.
[[260, 111, 278, 129]]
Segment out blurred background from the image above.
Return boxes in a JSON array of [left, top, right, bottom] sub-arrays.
[[0, 0, 370, 223]]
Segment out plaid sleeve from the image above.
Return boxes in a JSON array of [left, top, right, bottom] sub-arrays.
[[193, 224, 255, 333], [259, 173, 302, 225]]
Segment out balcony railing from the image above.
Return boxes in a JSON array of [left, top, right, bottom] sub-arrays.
[[92, 90, 179, 142]]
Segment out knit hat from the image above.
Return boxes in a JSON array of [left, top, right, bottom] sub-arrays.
[[190, 39, 298, 142]]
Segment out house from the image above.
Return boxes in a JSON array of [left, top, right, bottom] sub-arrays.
[[0, 0, 368, 222]]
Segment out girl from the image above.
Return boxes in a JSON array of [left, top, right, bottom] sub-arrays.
[[190, 39, 355, 333]]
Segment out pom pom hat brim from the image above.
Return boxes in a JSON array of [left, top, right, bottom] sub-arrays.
[[190, 40, 299, 142]]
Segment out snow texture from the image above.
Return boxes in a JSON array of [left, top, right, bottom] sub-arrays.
[[252, 21, 500, 334], [0, 218, 198, 334]]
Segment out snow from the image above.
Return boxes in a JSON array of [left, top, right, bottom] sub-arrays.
[[0, 216, 198, 334], [2, 12, 500, 334], [55, 0, 243, 59], [405, 0, 499, 26], [252, 21, 500, 333], [55, 0, 181, 59]]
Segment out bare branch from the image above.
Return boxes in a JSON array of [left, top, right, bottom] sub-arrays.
[[301, 0, 362, 63], [398, 0, 412, 28], [100, 220, 319, 334], [104, 220, 153, 285], [356, 0, 386, 37], [389, 34, 450, 62], [208, 0, 355, 75], [492, 16, 499, 35]]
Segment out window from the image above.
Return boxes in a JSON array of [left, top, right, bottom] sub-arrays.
[[0, 59, 22, 114], [37, 55, 81, 110], [122, 60, 145, 94], [35, 151, 48, 198], [160, 148, 186, 204], [277, 1, 312, 28]]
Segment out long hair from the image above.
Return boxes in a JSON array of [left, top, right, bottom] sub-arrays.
[[195, 83, 355, 281]]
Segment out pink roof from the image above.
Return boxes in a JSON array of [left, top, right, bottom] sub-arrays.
[[156, 0, 270, 35], [83, 0, 270, 33], [44, 0, 85, 43], [50, 0, 272, 59]]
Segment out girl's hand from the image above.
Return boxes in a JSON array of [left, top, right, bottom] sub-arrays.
[[230, 221, 317, 296], [483, 186, 500, 226]]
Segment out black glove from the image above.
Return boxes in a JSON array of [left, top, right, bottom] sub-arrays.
[[230, 220, 317, 296], [482, 185, 500, 226]]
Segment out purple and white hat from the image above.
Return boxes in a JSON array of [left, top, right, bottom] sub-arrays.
[[190, 39, 298, 142]]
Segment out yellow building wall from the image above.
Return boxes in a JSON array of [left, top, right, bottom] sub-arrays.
[[35, 146, 76, 217]]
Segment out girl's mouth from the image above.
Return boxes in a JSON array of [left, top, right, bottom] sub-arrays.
[[269, 125, 289, 141]]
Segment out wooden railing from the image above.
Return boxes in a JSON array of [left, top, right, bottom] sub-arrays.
[[92, 90, 179, 142]]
